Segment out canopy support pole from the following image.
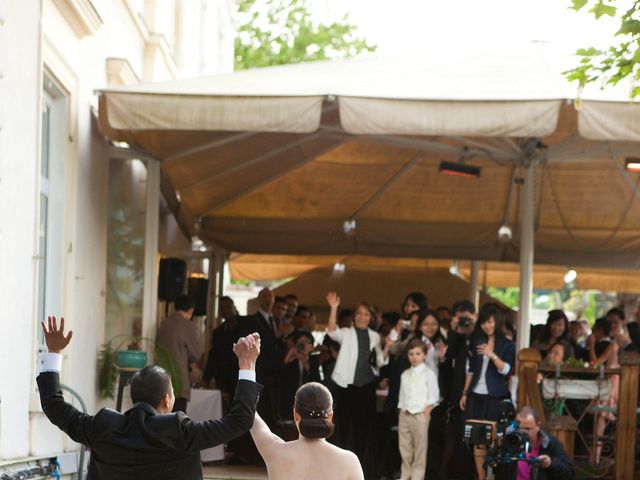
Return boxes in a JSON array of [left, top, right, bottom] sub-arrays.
[[469, 260, 480, 311], [517, 157, 537, 352]]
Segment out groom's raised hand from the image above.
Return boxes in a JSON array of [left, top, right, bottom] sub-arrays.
[[233, 333, 260, 370], [41, 316, 73, 354]]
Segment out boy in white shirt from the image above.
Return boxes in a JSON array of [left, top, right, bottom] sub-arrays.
[[397, 339, 440, 480]]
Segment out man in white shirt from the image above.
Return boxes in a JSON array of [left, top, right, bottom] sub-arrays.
[[397, 339, 440, 480]]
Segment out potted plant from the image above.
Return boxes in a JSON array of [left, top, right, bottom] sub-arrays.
[[98, 336, 183, 399]]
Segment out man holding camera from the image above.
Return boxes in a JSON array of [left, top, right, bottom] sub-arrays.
[[499, 406, 573, 480], [428, 300, 476, 479]]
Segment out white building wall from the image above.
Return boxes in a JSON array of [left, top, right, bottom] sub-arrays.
[[0, 0, 235, 464], [0, 0, 42, 460]]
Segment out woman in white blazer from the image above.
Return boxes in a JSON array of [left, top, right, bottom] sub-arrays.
[[326, 292, 390, 478]]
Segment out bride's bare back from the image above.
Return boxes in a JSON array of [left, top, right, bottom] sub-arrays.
[[250, 414, 363, 480]]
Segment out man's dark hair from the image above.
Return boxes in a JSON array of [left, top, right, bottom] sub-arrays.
[[593, 317, 612, 336], [606, 307, 625, 321], [274, 296, 286, 305], [381, 311, 401, 327], [175, 294, 194, 312], [452, 299, 476, 315], [436, 306, 453, 318], [284, 294, 298, 302], [130, 365, 172, 408], [296, 305, 310, 316]]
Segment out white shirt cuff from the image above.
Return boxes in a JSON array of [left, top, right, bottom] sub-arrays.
[[238, 370, 256, 382], [37, 352, 62, 375], [500, 363, 511, 376]]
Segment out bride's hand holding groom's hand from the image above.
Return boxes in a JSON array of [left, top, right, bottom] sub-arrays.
[[233, 332, 261, 370]]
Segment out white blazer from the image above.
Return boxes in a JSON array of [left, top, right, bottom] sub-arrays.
[[327, 327, 388, 388]]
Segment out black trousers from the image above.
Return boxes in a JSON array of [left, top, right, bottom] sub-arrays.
[[335, 382, 378, 479]]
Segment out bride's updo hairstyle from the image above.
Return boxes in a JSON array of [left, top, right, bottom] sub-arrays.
[[294, 382, 334, 439]]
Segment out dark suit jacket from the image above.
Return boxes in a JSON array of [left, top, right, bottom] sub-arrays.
[[279, 358, 321, 420], [441, 330, 470, 407], [241, 313, 283, 381], [203, 318, 241, 394], [467, 337, 515, 398], [37, 372, 262, 480]]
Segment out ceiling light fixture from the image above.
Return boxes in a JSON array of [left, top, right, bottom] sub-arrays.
[[333, 262, 346, 273], [439, 147, 481, 178], [625, 158, 640, 173], [439, 161, 481, 178], [564, 269, 577, 284], [343, 219, 357, 236]]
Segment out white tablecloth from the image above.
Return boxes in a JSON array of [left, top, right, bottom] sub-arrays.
[[187, 388, 225, 462]]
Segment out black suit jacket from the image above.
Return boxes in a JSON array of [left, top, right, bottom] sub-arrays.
[[241, 313, 283, 381], [37, 372, 262, 480]]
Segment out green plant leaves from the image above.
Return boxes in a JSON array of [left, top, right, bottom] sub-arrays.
[[234, 0, 376, 70], [98, 343, 116, 399]]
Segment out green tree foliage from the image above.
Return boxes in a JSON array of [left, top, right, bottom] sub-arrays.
[[234, 0, 376, 70], [566, 0, 640, 96]]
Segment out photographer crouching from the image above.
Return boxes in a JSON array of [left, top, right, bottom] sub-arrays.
[[465, 403, 573, 480], [507, 406, 573, 480]]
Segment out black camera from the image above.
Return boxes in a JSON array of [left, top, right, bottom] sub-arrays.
[[458, 316, 472, 328], [464, 400, 539, 476]]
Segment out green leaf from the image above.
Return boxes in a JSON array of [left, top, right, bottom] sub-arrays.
[[570, 0, 589, 11], [589, 2, 617, 19], [576, 47, 601, 56], [631, 86, 640, 97], [617, 19, 640, 35]]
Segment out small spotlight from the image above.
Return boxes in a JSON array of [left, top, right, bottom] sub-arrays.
[[111, 140, 130, 149], [191, 235, 206, 251], [497, 224, 513, 243], [564, 269, 577, 284], [343, 219, 357, 236], [625, 158, 640, 173], [439, 161, 481, 178], [333, 262, 346, 273]]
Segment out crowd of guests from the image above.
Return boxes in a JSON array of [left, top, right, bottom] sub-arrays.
[[159, 289, 640, 480]]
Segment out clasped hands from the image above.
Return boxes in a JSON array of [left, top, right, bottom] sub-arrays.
[[233, 332, 261, 370]]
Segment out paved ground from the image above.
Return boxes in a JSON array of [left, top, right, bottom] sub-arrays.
[[203, 465, 269, 480]]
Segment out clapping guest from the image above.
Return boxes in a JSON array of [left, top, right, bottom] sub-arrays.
[[284, 294, 299, 323], [401, 292, 428, 338], [532, 310, 570, 360], [415, 310, 447, 374], [326, 292, 390, 478], [460, 303, 515, 480]]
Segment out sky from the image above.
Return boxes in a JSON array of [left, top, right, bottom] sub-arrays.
[[310, 0, 626, 58]]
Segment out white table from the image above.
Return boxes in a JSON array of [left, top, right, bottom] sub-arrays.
[[187, 388, 225, 462]]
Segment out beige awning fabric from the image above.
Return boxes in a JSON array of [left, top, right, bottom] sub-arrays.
[[97, 44, 640, 270], [229, 254, 640, 293], [271, 266, 504, 315]]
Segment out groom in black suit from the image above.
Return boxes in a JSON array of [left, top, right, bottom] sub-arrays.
[[37, 316, 263, 480]]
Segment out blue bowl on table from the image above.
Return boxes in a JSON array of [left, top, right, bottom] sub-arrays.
[[115, 350, 147, 369]]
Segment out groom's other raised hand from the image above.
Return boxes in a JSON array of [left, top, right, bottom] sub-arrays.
[[41, 316, 73, 354]]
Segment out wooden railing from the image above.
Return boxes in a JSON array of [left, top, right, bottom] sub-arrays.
[[517, 348, 640, 480]]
